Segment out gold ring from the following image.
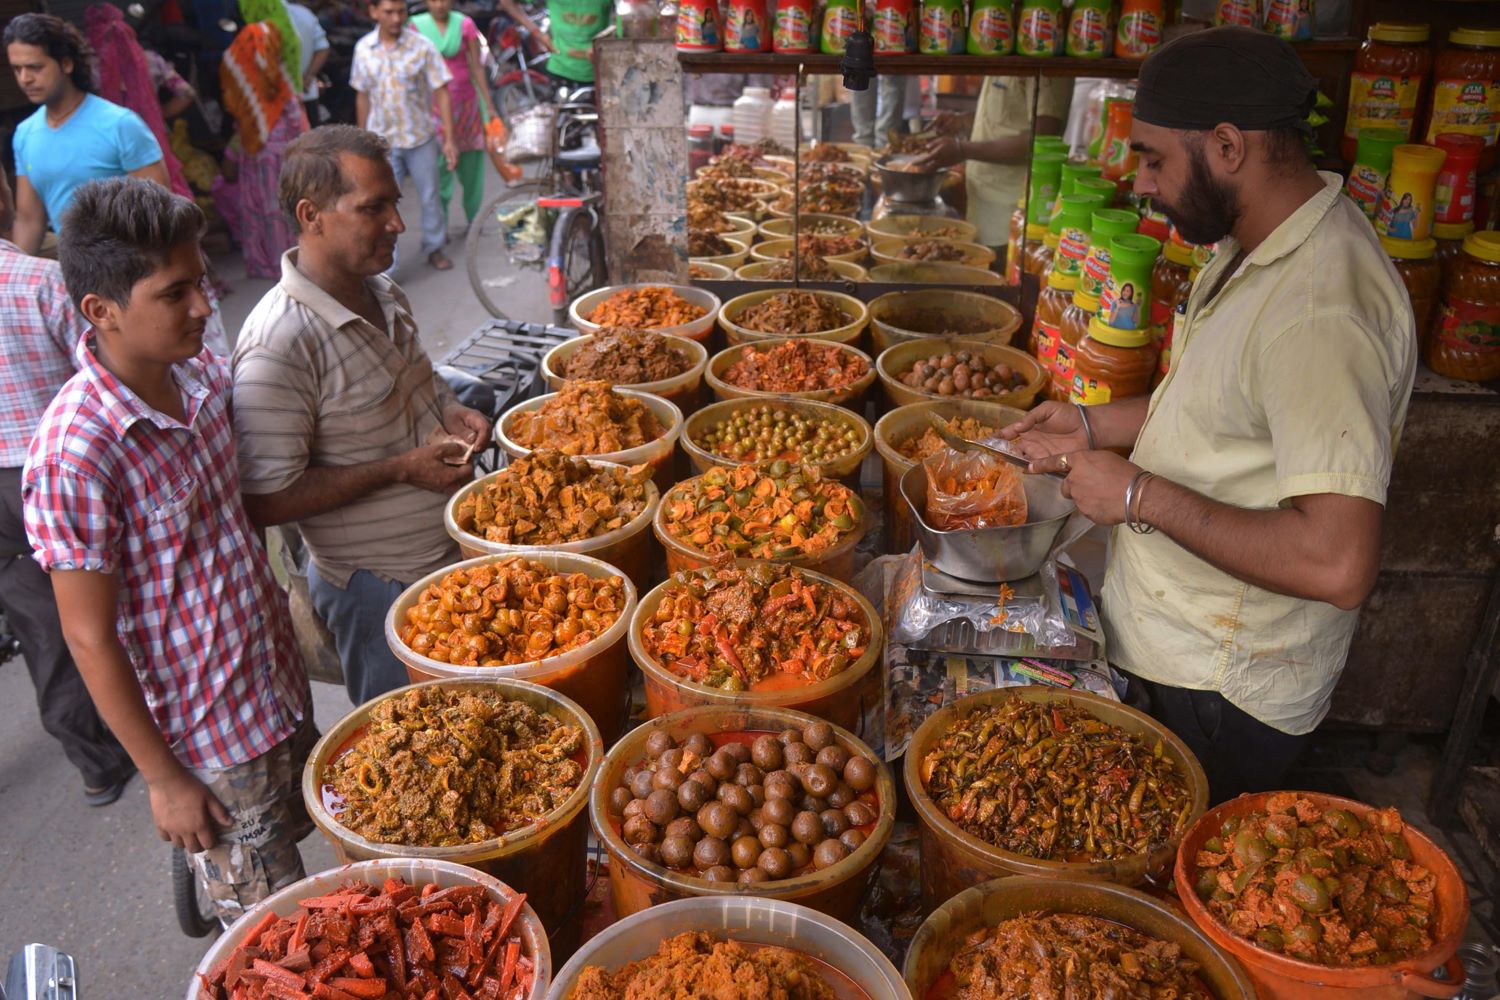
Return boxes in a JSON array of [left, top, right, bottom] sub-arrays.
[[1060, 454, 1071, 472]]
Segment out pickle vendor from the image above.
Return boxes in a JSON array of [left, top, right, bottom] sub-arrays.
[[1005, 28, 1417, 803]]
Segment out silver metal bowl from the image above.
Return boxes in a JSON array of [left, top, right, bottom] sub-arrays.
[[875, 159, 947, 204], [899, 463, 1078, 582]]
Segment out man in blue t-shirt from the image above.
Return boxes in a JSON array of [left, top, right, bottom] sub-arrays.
[[5, 14, 167, 255]]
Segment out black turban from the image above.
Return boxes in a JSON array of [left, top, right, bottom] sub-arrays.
[[1135, 26, 1318, 133]]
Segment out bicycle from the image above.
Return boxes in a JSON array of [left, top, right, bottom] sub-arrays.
[[466, 88, 607, 327]]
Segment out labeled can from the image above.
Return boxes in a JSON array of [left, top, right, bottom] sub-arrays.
[[1433, 132, 1483, 224], [1341, 22, 1432, 161], [725, 0, 770, 52], [1099, 233, 1162, 332], [966, 0, 1013, 56], [1065, 0, 1110, 58], [1079, 208, 1139, 300], [1213, 0, 1260, 28], [676, 0, 722, 50], [875, 0, 918, 53], [821, 0, 860, 53], [1376, 143, 1447, 242], [1116, 0, 1163, 59], [919, 0, 966, 54], [1263, 0, 1314, 42], [1343, 127, 1407, 221], [1017, 0, 1061, 56], [773, 0, 815, 52]]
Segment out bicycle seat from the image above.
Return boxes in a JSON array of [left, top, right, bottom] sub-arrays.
[[556, 140, 601, 168]]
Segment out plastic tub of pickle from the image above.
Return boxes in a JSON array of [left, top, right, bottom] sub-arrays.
[[691, 235, 750, 270], [567, 283, 720, 344], [868, 290, 1023, 354], [870, 236, 997, 269], [386, 552, 637, 743], [496, 387, 683, 493], [545, 896, 906, 1000], [866, 261, 1006, 285], [758, 214, 867, 240], [871, 399, 1026, 555], [652, 472, 868, 585], [719, 289, 869, 348], [735, 258, 868, 282], [188, 857, 552, 1000], [541, 332, 708, 414], [903, 876, 1257, 1000], [876, 337, 1046, 412], [302, 678, 603, 961], [443, 459, 661, 591], [629, 560, 883, 731], [903, 687, 1209, 914], [681, 397, 873, 487], [589, 705, 896, 923], [689, 260, 735, 281], [750, 237, 868, 266], [705, 337, 876, 408], [866, 215, 980, 243], [686, 176, 781, 201]]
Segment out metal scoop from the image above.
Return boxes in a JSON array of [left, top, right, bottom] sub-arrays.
[[927, 413, 1061, 478]]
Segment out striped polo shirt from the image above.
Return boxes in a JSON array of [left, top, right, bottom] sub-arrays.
[[232, 250, 460, 587]]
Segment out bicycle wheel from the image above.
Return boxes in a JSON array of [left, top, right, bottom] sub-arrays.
[[466, 182, 550, 320], [172, 846, 217, 938], [554, 209, 605, 326]]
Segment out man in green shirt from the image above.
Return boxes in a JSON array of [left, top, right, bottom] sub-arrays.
[[498, 0, 611, 85]]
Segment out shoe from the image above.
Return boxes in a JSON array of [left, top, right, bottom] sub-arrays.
[[84, 761, 137, 807], [427, 250, 454, 271]]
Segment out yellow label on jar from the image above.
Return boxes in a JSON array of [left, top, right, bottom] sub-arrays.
[[1071, 372, 1113, 404], [1345, 71, 1423, 141], [1425, 77, 1500, 148]]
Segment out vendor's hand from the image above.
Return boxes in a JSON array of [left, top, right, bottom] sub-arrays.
[[913, 136, 963, 171], [148, 767, 231, 854], [1029, 450, 1140, 526], [441, 138, 459, 171], [444, 403, 493, 453], [928, 110, 973, 137], [537, 32, 555, 53], [1000, 400, 1089, 461], [396, 441, 474, 493]]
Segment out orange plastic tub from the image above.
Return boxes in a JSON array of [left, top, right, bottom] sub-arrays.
[[1174, 792, 1469, 1000], [588, 706, 895, 924]]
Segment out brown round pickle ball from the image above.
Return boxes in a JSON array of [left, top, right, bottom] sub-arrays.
[[786, 841, 812, 870], [702, 865, 736, 883], [630, 770, 655, 801], [622, 798, 645, 820], [762, 797, 795, 827], [815, 745, 850, 773], [677, 778, 711, 813], [735, 763, 764, 788], [652, 765, 684, 792], [820, 808, 850, 838], [791, 811, 824, 845], [697, 801, 737, 840], [840, 829, 867, 853], [801, 796, 829, 814], [693, 836, 730, 869], [751, 735, 784, 770], [622, 815, 657, 846], [843, 755, 876, 793], [645, 730, 675, 759], [722, 741, 751, 766], [826, 783, 855, 810], [759, 822, 790, 849], [738, 867, 770, 886], [665, 816, 702, 842], [660, 834, 694, 868], [748, 784, 767, 808], [765, 774, 798, 802], [633, 842, 661, 865], [719, 783, 754, 817], [777, 728, 802, 746], [688, 769, 717, 795], [813, 839, 850, 870], [803, 721, 835, 751], [804, 763, 838, 798], [758, 847, 792, 879], [731, 836, 763, 869], [706, 750, 736, 782], [844, 800, 877, 827], [734, 817, 755, 841], [608, 785, 633, 814], [644, 788, 679, 826], [783, 742, 814, 768], [682, 733, 714, 760]]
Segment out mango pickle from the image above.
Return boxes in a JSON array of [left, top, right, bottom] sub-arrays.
[[661, 463, 863, 561]]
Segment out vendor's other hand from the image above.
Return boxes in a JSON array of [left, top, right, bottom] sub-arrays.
[[1029, 449, 1140, 525], [1001, 400, 1089, 461], [149, 767, 230, 853], [444, 403, 494, 453], [442, 138, 459, 171], [913, 137, 963, 171], [398, 441, 474, 494]]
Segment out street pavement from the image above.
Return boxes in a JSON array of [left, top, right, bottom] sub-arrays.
[[0, 165, 552, 997]]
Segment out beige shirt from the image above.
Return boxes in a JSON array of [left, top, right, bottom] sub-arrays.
[[966, 76, 1073, 244], [1102, 173, 1417, 735], [232, 251, 459, 587]]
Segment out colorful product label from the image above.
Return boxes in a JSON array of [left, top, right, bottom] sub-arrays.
[[1344, 162, 1387, 220], [1052, 339, 1076, 393], [1080, 247, 1111, 298], [1376, 177, 1430, 241], [1434, 297, 1500, 352], [1116, 10, 1161, 58], [676, 0, 721, 49], [1071, 371, 1113, 405], [1425, 78, 1500, 149], [1065, 7, 1109, 57], [1100, 279, 1147, 331], [919, 1, 965, 54], [1434, 160, 1477, 224], [967, 6, 1013, 55], [1213, 0, 1258, 27], [1017, 8, 1057, 55], [1262, 0, 1313, 42], [1149, 297, 1173, 348], [821, 3, 858, 53], [1056, 226, 1089, 277], [1034, 316, 1063, 375], [725, 1, 767, 51], [774, 3, 813, 51], [874, 2, 916, 53], [1345, 72, 1423, 141]]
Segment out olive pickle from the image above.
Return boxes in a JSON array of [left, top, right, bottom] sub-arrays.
[[694, 405, 862, 465]]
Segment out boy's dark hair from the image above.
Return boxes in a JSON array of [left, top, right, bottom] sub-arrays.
[[3, 13, 96, 94], [279, 125, 391, 231], [58, 178, 205, 309]]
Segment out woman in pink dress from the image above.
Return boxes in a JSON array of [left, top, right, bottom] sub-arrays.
[[412, 0, 498, 229]]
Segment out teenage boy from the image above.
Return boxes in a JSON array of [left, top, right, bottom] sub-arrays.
[[23, 177, 313, 919]]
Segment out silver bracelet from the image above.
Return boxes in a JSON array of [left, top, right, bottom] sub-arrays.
[[1075, 403, 1097, 451], [1126, 471, 1157, 534]]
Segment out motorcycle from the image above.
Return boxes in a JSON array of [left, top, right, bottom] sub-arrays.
[[486, 1, 554, 123]]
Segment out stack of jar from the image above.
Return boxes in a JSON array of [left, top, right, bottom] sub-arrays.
[[1071, 232, 1162, 405], [1149, 228, 1196, 389]]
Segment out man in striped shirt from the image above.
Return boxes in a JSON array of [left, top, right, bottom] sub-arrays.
[[23, 178, 313, 920], [232, 126, 492, 705]]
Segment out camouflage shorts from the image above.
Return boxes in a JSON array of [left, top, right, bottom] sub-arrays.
[[187, 713, 319, 922]]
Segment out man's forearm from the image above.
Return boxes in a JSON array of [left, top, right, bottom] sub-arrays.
[[356, 91, 370, 129], [14, 211, 44, 256], [1089, 396, 1149, 450], [62, 631, 183, 784], [243, 457, 400, 527], [436, 87, 456, 141]]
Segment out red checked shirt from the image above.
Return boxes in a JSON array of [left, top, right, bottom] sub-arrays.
[[0, 239, 88, 468], [23, 338, 308, 769]]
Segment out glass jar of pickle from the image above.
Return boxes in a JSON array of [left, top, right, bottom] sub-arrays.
[[1022, 223, 1054, 281], [1150, 239, 1195, 360], [1005, 200, 1026, 284], [1380, 236, 1441, 350], [1434, 220, 1475, 286], [1072, 316, 1159, 404], [1428, 230, 1500, 382], [1057, 286, 1099, 400], [1033, 270, 1077, 383]]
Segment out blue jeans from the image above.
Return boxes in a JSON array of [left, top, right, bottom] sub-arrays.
[[306, 562, 410, 706], [389, 138, 446, 258]]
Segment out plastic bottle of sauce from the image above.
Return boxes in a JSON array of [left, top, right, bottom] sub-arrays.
[[1434, 220, 1475, 285], [1263, 0, 1313, 43], [1005, 199, 1026, 284], [1065, 0, 1111, 58], [876, 0, 918, 54], [1073, 316, 1158, 404], [1073, 175, 1119, 210], [1060, 160, 1102, 199], [676, 0, 723, 50], [1213, 0, 1259, 28], [1022, 222, 1054, 280], [725, 0, 771, 51], [1032, 270, 1076, 383], [1376, 144, 1446, 243], [1017, 0, 1062, 56], [1136, 200, 1171, 242], [1341, 22, 1431, 162], [1100, 233, 1161, 332], [1428, 230, 1500, 382], [1380, 235, 1441, 351], [1080, 208, 1139, 301], [1051, 191, 1109, 282], [966, 0, 1012, 55], [1150, 237, 1194, 361], [1099, 100, 1138, 182], [1056, 285, 1099, 400], [1433, 133, 1483, 225], [1029, 150, 1067, 225], [1424, 29, 1500, 173], [821, 0, 860, 54], [919, 0, 966, 54], [1116, 0, 1163, 60], [773, 0, 816, 52], [1344, 127, 1408, 221]]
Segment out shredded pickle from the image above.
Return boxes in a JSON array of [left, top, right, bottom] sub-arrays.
[[721, 340, 868, 394]]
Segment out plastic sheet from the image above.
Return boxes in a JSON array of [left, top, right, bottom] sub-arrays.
[[888, 547, 1075, 649]]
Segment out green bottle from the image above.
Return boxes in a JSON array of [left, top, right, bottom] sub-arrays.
[[967, 0, 1014, 55], [1017, 0, 1061, 56], [821, 0, 859, 54], [1028, 150, 1066, 224], [1065, 0, 1111, 56]]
